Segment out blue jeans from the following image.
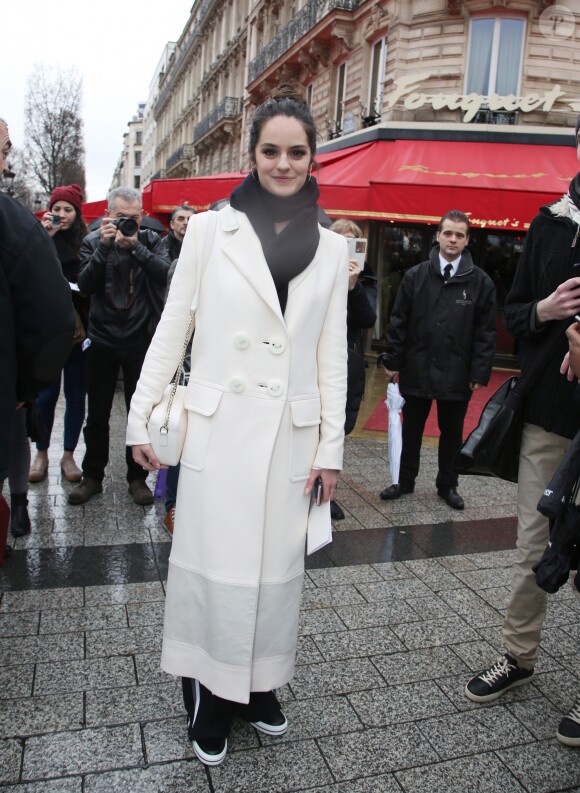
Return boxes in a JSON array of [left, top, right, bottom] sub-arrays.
[[165, 463, 180, 511], [36, 344, 86, 452]]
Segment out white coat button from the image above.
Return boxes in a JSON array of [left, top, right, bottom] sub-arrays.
[[234, 332, 250, 350], [269, 337, 286, 355], [229, 376, 246, 393], [267, 380, 284, 398]]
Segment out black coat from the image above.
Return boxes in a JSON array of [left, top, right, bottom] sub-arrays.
[[78, 228, 171, 353], [0, 193, 76, 480], [384, 247, 496, 401], [504, 199, 580, 439], [345, 277, 376, 435]]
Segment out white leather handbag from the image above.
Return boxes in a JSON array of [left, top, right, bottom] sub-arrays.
[[146, 210, 218, 466]]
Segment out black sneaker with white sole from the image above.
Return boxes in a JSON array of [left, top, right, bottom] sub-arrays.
[[556, 696, 580, 747], [250, 710, 288, 736], [192, 737, 228, 765], [465, 654, 534, 702]]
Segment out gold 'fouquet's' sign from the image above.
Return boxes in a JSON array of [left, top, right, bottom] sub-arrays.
[[386, 72, 576, 123]]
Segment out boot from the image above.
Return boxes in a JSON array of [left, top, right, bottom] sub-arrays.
[[10, 492, 31, 537]]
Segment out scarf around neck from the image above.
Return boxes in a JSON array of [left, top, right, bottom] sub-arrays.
[[229, 173, 320, 314]]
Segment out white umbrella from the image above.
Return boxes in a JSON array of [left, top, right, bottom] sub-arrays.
[[385, 383, 405, 485]]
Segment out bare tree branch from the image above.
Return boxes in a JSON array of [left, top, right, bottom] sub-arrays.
[[24, 65, 86, 195]]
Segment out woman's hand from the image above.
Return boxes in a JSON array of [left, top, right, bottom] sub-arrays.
[[41, 211, 60, 237], [563, 322, 580, 380], [304, 468, 340, 503], [132, 443, 166, 471], [348, 261, 361, 291]]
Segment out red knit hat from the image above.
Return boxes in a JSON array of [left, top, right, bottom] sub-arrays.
[[49, 184, 83, 214]]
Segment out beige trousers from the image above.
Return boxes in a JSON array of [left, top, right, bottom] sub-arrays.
[[502, 423, 570, 668]]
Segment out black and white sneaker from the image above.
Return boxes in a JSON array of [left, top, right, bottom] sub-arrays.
[[192, 737, 228, 766], [465, 654, 534, 702], [250, 710, 288, 736], [556, 696, 580, 747]]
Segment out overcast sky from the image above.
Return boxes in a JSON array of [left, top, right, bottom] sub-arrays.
[[3, 0, 193, 202]]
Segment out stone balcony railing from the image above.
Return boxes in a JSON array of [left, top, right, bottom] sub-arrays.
[[193, 97, 242, 142], [248, 0, 360, 84], [166, 143, 195, 172]]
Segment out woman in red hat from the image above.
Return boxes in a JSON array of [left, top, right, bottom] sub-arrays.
[[28, 184, 89, 485]]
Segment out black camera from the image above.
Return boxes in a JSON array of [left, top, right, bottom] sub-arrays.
[[112, 216, 139, 236]]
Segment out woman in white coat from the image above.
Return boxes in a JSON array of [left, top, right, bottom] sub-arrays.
[[127, 84, 348, 766]]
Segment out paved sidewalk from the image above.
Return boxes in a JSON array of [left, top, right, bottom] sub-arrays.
[[1, 394, 579, 792]]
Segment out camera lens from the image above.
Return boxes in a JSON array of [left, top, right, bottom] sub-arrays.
[[116, 217, 139, 236]]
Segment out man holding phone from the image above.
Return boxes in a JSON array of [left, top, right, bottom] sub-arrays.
[[380, 209, 496, 509]]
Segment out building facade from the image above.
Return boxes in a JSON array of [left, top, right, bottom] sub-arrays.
[[109, 103, 146, 192]]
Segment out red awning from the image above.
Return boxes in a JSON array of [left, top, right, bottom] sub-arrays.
[[142, 172, 244, 215], [315, 139, 578, 230]]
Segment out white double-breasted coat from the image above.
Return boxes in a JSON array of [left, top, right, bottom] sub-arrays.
[[127, 206, 348, 703]]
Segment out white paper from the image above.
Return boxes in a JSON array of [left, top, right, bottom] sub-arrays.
[[69, 282, 80, 292], [306, 498, 332, 555]]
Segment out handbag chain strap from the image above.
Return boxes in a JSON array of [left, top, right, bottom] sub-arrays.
[[161, 313, 194, 432]]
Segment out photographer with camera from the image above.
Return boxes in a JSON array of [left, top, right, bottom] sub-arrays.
[[69, 187, 171, 506]]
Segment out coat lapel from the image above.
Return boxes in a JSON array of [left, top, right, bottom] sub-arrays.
[[221, 212, 285, 323]]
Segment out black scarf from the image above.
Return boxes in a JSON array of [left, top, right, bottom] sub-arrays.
[[230, 173, 320, 314], [570, 173, 580, 210]]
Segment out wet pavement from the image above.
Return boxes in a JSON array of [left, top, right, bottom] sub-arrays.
[[1, 388, 579, 792]]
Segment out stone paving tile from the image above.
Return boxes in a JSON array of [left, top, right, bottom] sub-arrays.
[[371, 646, 470, 686], [298, 608, 348, 636], [290, 658, 385, 699], [2, 781, 83, 793], [349, 679, 456, 727], [300, 584, 366, 610], [39, 605, 128, 634], [83, 581, 165, 606], [507, 696, 566, 741], [134, 652, 168, 686], [0, 692, 83, 737], [454, 567, 514, 589], [85, 762, 209, 793], [84, 525, 151, 546], [371, 561, 415, 579], [531, 669, 580, 713], [539, 627, 579, 658], [210, 740, 333, 792], [86, 681, 182, 727], [0, 633, 84, 665], [335, 599, 420, 630], [296, 635, 325, 665], [391, 615, 481, 650], [476, 585, 512, 610], [0, 587, 84, 613], [0, 663, 35, 699], [438, 588, 504, 628], [126, 600, 164, 627], [355, 578, 436, 601], [306, 565, 384, 587], [34, 656, 136, 695], [22, 724, 144, 780], [13, 529, 86, 550], [448, 639, 507, 673], [416, 706, 534, 760], [464, 549, 518, 568], [0, 611, 40, 637], [312, 626, 405, 661], [496, 739, 580, 793], [394, 753, 527, 793], [85, 624, 163, 658], [559, 651, 580, 680], [318, 723, 439, 780], [260, 695, 362, 745], [0, 737, 23, 783], [403, 594, 457, 621], [542, 601, 580, 628], [300, 776, 403, 793]]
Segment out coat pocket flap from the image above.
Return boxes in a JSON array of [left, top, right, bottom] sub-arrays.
[[184, 383, 223, 416], [290, 397, 321, 427]]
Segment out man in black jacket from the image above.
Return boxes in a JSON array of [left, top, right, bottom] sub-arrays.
[[68, 187, 171, 506], [465, 123, 580, 748], [380, 210, 496, 510], [162, 204, 194, 264], [0, 117, 75, 488]]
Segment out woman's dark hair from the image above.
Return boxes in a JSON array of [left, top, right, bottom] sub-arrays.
[[249, 82, 317, 161], [64, 209, 89, 255]]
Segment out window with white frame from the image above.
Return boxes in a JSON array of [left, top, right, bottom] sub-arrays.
[[334, 62, 347, 132], [368, 37, 387, 117], [466, 16, 525, 96]]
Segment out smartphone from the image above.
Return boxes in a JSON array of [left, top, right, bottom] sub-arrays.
[[346, 237, 367, 270], [51, 214, 61, 228], [314, 476, 323, 507], [575, 315, 580, 324]]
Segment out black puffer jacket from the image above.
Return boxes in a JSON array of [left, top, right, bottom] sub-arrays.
[[384, 246, 496, 401], [504, 196, 580, 439], [0, 193, 75, 479], [78, 228, 171, 353]]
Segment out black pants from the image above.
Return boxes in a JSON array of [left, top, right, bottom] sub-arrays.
[[82, 342, 149, 484], [400, 395, 469, 491], [182, 678, 280, 740]]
